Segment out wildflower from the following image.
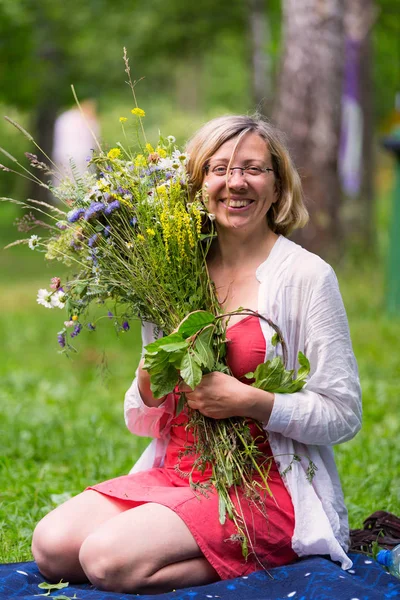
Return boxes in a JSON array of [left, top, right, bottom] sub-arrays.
[[56, 221, 67, 230], [208, 213, 216, 221], [122, 321, 130, 331], [67, 208, 85, 223], [107, 148, 121, 160], [37, 289, 53, 308], [0, 164, 11, 172], [137, 234, 145, 242], [156, 146, 167, 158], [70, 323, 82, 338], [134, 154, 147, 168], [50, 277, 61, 290], [72, 315, 79, 321], [131, 107, 145, 117], [87, 323, 96, 331], [84, 201, 105, 220], [145, 143, 154, 153], [107, 311, 113, 319], [104, 200, 120, 215], [129, 217, 137, 226], [125, 241, 133, 249], [28, 234, 40, 250], [57, 332, 66, 348], [119, 117, 127, 123], [167, 135, 176, 143], [88, 233, 100, 248], [146, 228, 155, 237], [51, 290, 66, 308], [104, 225, 111, 237], [64, 320, 74, 328]]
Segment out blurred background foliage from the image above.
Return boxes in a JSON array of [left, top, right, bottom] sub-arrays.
[[0, 0, 399, 561]]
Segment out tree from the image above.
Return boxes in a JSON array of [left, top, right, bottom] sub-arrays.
[[273, 0, 345, 258]]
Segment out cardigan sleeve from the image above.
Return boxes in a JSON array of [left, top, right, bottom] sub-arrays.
[[266, 265, 362, 445], [124, 322, 176, 439]]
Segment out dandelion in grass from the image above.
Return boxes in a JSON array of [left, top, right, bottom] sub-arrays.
[[28, 234, 40, 250]]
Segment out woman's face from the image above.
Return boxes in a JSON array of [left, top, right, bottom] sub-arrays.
[[202, 132, 277, 233]]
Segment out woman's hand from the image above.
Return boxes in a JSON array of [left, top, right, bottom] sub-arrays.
[[179, 372, 275, 422]]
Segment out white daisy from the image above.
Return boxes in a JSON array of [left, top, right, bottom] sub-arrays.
[[28, 234, 40, 250], [51, 290, 66, 309], [167, 135, 176, 143], [37, 289, 53, 308]]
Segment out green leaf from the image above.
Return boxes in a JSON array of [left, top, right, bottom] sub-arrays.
[[247, 352, 310, 394], [144, 333, 186, 354], [271, 333, 279, 347], [143, 348, 171, 374], [149, 363, 179, 398], [180, 351, 202, 390], [38, 580, 69, 592], [192, 325, 215, 370], [175, 393, 186, 416], [178, 310, 215, 338]]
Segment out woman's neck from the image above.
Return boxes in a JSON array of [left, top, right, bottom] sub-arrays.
[[209, 224, 278, 272]]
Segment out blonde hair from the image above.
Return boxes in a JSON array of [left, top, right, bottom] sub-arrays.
[[186, 114, 308, 236]]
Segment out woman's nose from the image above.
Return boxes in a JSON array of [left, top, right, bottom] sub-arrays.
[[227, 169, 247, 189]]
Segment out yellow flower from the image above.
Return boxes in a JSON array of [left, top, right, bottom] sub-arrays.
[[119, 117, 127, 123], [137, 234, 145, 242], [134, 154, 147, 168], [72, 315, 79, 321], [146, 228, 155, 237], [145, 143, 154, 153], [131, 107, 145, 117], [156, 146, 167, 158], [107, 148, 121, 159]]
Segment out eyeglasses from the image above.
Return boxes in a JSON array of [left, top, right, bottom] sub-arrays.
[[204, 165, 274, 177]]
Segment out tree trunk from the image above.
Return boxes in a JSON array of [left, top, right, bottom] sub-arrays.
[[273, 0, 345, 259], [247, 0, 271, 113]]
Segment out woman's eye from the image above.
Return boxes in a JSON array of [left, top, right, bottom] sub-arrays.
[[212, 166, 227, 175], [246, 167, 262, 175]]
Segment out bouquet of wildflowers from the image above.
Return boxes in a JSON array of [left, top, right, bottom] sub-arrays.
[[1, 51, 311, 562]]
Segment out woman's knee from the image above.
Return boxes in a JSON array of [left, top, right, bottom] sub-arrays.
[[79, 533, 148, 592], [31, 516, 79, 581]]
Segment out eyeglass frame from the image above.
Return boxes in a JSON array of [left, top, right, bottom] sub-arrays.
[[203, 164, 274, 177]]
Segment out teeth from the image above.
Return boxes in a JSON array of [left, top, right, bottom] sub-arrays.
[[227, 200, 251, 208]]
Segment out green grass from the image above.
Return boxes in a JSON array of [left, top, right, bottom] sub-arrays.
[[0, 232, 399, 563]]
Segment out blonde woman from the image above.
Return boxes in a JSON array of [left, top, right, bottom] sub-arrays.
[[32, 115, 361, 594]]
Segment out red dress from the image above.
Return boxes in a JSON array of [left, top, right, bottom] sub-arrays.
[[89, 315, 297, 579]]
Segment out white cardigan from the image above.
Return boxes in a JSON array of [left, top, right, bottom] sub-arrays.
[[124, 235, 362, 569]]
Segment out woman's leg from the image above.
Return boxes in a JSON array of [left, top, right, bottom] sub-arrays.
[[79, 502, 220, 594], [31, 490, 131, 582]]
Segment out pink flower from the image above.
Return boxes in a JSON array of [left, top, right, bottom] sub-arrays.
[[50, 277, 61, 290]]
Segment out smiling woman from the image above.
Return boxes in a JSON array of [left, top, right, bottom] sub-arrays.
[[31, 114, 361, 595]]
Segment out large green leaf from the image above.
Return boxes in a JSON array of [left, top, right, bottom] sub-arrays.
[[178, 311, 215, 338], [192, 325, 215, 371], [245, 352, 310, 394], [149, 363, 179, 398], [180, 351, 203, 390]]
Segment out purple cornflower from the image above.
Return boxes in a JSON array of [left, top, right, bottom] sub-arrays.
[[57, 332, 66, 348], [122, 321, 130, 331], [104, 200, 120, 215], [104, 225, 111, 237], [70, 323, 82, 338], [107, 311, 113, 319], [88, 233, 99, 248], [129, 217, 137, 226], [68, 208, 85, 223], [84, 201, 105, 221]]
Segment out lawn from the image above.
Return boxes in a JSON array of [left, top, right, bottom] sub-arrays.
[[0, 214, 399, 563]]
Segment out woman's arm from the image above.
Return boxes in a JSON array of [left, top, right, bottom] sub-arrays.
[[265, 265, 362, 445], [124, 322, 176, 439]]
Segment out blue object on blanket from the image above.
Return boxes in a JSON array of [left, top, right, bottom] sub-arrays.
[[1, 553, 399, 599]]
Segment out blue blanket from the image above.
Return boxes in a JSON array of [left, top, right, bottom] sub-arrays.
[[1, 553, 399, 599]]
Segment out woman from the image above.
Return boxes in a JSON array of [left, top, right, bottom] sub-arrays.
[[32, 115, 362, 594]]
